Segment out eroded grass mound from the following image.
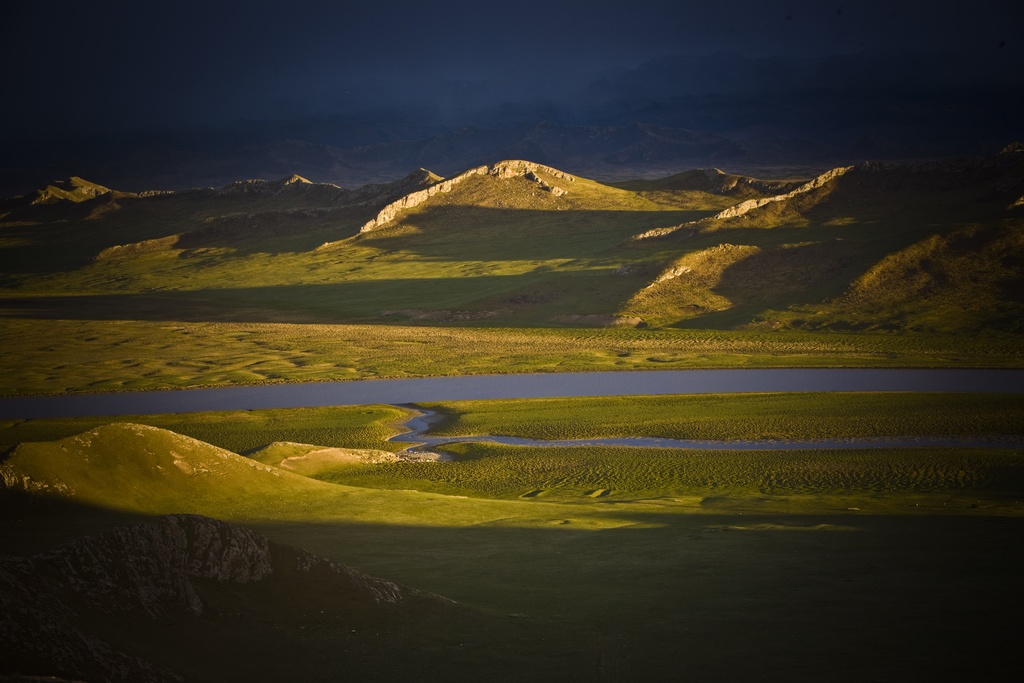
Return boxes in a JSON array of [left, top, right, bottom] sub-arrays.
[[0, 423, 342, 515]]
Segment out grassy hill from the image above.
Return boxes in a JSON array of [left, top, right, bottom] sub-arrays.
[[618, 153, 1024, 330], [0, 422, 344, 517], [2, 153, 1021, 334], [0, 160, 771, 324]]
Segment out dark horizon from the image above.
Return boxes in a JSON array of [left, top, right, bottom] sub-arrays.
[[3, 1, 1022, 195], [4, 1, 1022, 135]]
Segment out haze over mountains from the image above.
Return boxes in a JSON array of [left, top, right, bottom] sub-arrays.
[[4, 50, 1022, 197]]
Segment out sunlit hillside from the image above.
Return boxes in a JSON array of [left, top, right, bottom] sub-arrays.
[[2, 152, 1021, 334]]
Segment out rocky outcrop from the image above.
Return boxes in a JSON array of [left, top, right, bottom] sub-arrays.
[[356, 160, 573, 234], [216, 174, 322, 195], [523, 170, 567, 196], [30, 177, 115, 205], [698, 168, 801, 195], [0, 514, 418, 681], [645, 243, 758, 289], [634, 168, 801, 197], [711, 166, 852, 219], [94, 234, 181, 260], [634, 165, 854, 240]]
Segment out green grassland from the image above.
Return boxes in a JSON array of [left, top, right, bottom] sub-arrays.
[[329, 393, 1024, 504], [2, 319, 1021, 395], [2, 410, 1023, 680], [5, 393, 1023, 509], [324, 443, 1024, 506], [421, 392, 1024, 441], [0, 404, 409, 454]]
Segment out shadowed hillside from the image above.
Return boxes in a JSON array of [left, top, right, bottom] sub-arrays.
[[620, 148, 1024, 330], [0, 513, 568, 682]]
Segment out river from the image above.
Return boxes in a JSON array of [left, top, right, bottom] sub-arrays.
[[1, 368, 1021, 420]]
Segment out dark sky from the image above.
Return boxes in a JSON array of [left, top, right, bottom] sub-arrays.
[[3, 0, 1022, 135]]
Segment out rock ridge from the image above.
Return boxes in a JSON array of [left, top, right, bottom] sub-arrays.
[[634, 165, 854, 240], [30, 177, 116, 205], [216, 174, 338, 196], [355, 160, 574, 235]]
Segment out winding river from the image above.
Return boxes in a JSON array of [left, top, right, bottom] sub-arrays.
[[387, 406, 1024, 455]]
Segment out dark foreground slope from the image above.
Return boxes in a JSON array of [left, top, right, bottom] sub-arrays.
[[0, 512, 574, 682]]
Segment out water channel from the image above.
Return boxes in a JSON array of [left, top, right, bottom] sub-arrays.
[[2, 368, 1022, 420], [386, 405, 1024, 456]]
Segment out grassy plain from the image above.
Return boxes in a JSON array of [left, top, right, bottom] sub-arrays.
[[324, 393, 1024, 504], [421, 392, 1024, 441], [324, 443, 1024, 507], [2, 319, 1021, 395]]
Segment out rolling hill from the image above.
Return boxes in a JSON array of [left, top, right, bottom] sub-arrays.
[[1, 149, 1022, 335]]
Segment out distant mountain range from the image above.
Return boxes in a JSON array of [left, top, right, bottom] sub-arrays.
[[3, 51, 1021, 197]]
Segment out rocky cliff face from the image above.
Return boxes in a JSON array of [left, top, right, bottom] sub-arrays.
[[0, 514, 416, 682]]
